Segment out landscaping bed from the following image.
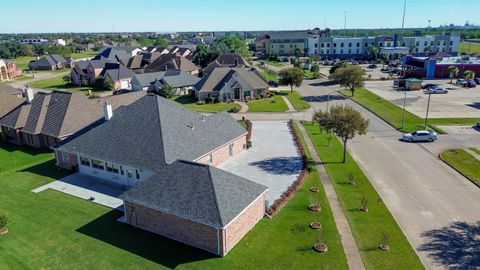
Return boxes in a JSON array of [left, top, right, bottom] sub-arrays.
[[303, 122, 424, 269], [440, 149, 480, 187]]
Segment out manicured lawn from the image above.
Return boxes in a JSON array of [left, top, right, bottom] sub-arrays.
[[265, 60, 285, 67], [260, 69, 278, 82], [0, 137, 348, 269], [303, 122, 425, 270], [247, 94, 288, 112], [172, 96, 239, 112], [440, 149, 480, 187], [28, 76, 110, 95], [428, 118, 480, 126], [342, 88, 443, 133], [280, 91, 311, 111], [459, 42, 480, 55]]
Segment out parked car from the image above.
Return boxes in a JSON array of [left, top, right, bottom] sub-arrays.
[[367, 63, 377, 68], [425, 87, 448, 94], [423, 83, 438, 89], [474, 78, 480, 85], [268, 80, 279, 87], [456, 79, 467, 87], [401, 131, 438, 142], [113, 89, 131, 95], [466, 79, 477, 88]]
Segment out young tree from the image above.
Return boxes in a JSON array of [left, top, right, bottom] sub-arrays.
[[62, 75, 72, 85], [310, 64, 320, 78], [367, 45, 379, 60], [329, 65, 366, 96], [448, 66, 459, 83], [463, 70, 476, 79], [278, 67, 304, 93], [157, 84, 176, 99], [313, 105, 369, 163], [103, 77, 115, 91]]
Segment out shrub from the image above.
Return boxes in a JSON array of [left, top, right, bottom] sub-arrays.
[[0, 214, 8, 228], [196, 100, 206, 105], [246, 140, 252, 149]]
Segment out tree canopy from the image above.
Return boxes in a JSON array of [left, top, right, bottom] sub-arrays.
[[278, 67, 304, 93], [312, 105, 369, 163], [192, 34, 250, 68], [328, 65, 366, 96]]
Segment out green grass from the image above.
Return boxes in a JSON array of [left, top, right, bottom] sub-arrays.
[[0, 134, 349, 269], [265, 60, 285, 67], [280, 91, 311, 111], [428, 118, 480, 126], [260, 69, 278, 82], [469, 147, 480, 155], [441, 149, 480, 186], [342, 88, 443, 133], [247, 94, 289, 112], [303, 122, 424, 270], [459, 42, 480, 55], [28, 76, 110, 95], [8, 51, 98, 70], [172, 96, 239, 112]]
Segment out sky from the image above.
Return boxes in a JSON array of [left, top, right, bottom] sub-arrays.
[[0, 0, 478, 33]]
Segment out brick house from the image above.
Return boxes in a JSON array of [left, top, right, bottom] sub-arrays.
[[52, 94, 267, 256], [0, 89, 145, 148], [0, 59, 22, 81]]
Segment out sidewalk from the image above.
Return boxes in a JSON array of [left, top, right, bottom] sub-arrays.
[[281, 95, 296, 112], [296, 121, 365, 270]]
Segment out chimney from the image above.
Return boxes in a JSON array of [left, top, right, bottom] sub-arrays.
[[25, 87, 34, 103], [103, 102, 113, 121]]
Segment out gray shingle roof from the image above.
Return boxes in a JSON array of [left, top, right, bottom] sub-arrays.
[[145, 54, 199, 73], [54, 94, 247, 171], [29, 54, 67, 68], [203, 53, 248, 73], [195, 67, 268, 93], [119, 160, 267, 228], [134, 70, 200, 88], [99, 63, 136, 81], [0, 84, 24, 119]]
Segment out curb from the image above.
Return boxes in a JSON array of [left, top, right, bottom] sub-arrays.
[[438, 152, 480, 189]]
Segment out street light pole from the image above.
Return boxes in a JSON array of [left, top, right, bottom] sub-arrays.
[[424, 92, 432, 129], [401, 91, 407, 130]]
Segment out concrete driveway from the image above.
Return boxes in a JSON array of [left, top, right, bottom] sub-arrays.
[[219, 121, 303, 207], [32, 173, 125, 210], [294, 78, 480, 269]]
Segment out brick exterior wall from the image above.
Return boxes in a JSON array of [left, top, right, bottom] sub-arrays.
[[55, 151, 78, 170], [220, 194, 265, 255], [124, 202, 220, 254], [195, 135, 247, 167]]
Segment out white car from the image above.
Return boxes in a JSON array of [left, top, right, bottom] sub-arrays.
[[401, 131, 438, 142]]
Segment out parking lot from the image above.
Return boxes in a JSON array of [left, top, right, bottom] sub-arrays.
[[219, 121, 303, 207], [366, 79, 480, 118]]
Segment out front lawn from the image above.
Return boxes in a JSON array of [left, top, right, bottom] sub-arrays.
[[303, 122, 424, 270], [9, 51, 98, 71], [172, 96, 239, 112], [247, 94, 288, 112], [342, 88, 443, 133], [440, 149, 480, 187], [28, 76, 110, 95], [280, 91, 311, 111], [0, 137, 349, 269]]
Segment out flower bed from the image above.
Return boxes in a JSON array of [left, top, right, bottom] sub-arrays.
[[266, 120, 308, 217]]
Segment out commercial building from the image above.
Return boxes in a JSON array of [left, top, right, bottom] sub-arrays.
[[403, 55, 480, 79]]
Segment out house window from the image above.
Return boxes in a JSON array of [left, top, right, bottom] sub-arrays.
[[92, 159, 104, 170], [333, 43, 337, 47], [340, 43, 344, 47], [357, 42, 360, 47], [80, 156, 90, 166], [106, 163, 119, 174], [379, 43, 383, 47], [314, 43, 318, 48], [348, 43, 352, 47], [321, 43, 324, 48], [135, 169, 140, 179], [327, 43, 330, 48], [365, 42, 368, 47], [120, 166, 124, 175]]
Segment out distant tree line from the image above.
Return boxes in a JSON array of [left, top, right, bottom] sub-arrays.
[[0, 41, 90, 59]]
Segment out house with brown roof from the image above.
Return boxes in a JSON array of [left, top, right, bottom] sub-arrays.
[[99, 63, 136, 90], [145, 54, 200, 75], [0, 59, 22, 81], [203, 53, 248, 74], [0, 89, 145, 148], [28, 54, 68, 71], [53, 94, 267, 256], [194, 67, 268, 101], [0, 84, 24, 119]]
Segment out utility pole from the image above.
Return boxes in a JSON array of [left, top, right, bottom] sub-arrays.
[[401, 91, 407, 130], [424, 92, 432, 129], [344, 11, 347, 36], [401, 0, 407, 36]]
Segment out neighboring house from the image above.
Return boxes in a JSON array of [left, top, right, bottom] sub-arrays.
[[194, 67, 268, 101], [28, 54, 68, 71], [0, 89, 145, 148], [131, 70, 200, 95], [168, 46, 193, 59], [93, 47, 132, 65], [145, 54, 200, 75], [70, 57, 115, 85], [0, 84, 24, 119], [0, 59, 22, 81], [99, 63, 136, 90], [70, 60, 90, 85], [203, 53, 248, 74], [53, 94, 267, 256]]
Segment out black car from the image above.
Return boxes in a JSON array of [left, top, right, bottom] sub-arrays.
[[268, 80, 279, 87], [113, 89, 132, 95], [466, 79, 477, 88], [367, 64, 377, 69], [474, 78, 480, 85]]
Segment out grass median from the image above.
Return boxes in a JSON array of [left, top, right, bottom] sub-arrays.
[[440, 149, 480, 187], [280, 91, 311, 111], [303, 122, 424, 269]]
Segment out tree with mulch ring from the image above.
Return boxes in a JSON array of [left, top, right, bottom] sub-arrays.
[[310, 212, 322, 229], [360, 196, 369, 213], [379, 231, 390, 251], [308, 195, 321, 211], [313, 230, 328, 253], [310, 187, 319, 193], [0, 214, 8, 235]]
